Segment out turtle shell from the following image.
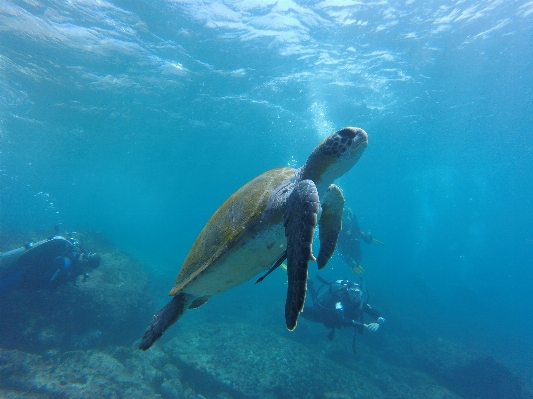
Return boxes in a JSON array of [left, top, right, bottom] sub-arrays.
[[169, 167, 296, 296]]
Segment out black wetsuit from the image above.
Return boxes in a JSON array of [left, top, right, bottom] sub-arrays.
[[0, 236, 94, 292], [302, 280, 381, 333]]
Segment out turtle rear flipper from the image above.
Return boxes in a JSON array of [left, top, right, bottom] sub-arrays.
[[284, 179, 320, 331], [317, 184, 344, 269], [139, 292, 194, 351]]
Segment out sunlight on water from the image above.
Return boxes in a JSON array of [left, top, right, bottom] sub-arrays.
[[310, 101, 334, 140]]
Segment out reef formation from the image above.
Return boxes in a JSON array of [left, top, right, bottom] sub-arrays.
[[1, 319, 532, 398], [0, 232, 531, 398]]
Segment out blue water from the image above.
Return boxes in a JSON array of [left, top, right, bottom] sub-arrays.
[[1, 0, 532, 393]]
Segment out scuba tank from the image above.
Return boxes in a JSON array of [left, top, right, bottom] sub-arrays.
[[0, 237, 75, 279]]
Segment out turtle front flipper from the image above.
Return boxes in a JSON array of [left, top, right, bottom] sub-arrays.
[[139, 292, 195, 351], [284, 179, 320, 331], [317, 184, 345, 269]]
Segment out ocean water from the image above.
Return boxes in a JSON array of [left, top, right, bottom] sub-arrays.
[[1, 0, 532, 397]]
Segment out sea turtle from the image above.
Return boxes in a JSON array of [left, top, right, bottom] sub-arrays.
[[139, 127, 368, 350]]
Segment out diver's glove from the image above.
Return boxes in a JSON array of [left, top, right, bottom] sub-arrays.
[[377, 317, 386, 325], [364, 322, 380, 332]]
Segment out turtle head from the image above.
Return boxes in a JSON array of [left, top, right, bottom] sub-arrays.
[[300, 127, 368, 194]]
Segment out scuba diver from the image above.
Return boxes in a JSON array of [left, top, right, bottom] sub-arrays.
[[337, 207, 384, 274], [0, 235, 100, 293], [301, 276, 386, 353]]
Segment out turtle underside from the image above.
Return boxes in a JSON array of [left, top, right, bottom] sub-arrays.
[[170, 167, 296, 297]]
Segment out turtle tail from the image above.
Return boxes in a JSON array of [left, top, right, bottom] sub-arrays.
[[139, 293, 193, 351]]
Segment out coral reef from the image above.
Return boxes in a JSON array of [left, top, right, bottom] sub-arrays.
[[410, 337, 531, 399], [367, 332, 532, 399], [0, 324, 456, 399], [0, 346, 176, 399], [0, 318, 531, 399], [164, 321, 466, 399], [1, 232, 531, 399]]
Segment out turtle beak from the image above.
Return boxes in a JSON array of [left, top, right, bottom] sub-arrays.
[[354, 128, 368, 145], [335, 127, 367, 157]]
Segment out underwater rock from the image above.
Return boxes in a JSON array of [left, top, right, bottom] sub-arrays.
[[348, 322, 533, 399], [0, 347, 162, 398], [162, 362, 181, 379], [160, 378, 184, 399], [377, 333, 532, 399], [409, 337, 532, 399], [162, 322, 460, 399], [0, 231, 152, 351], [3, 320, 523, 399], [0, 345, 212, 398], [1, 227, 529, 399]]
